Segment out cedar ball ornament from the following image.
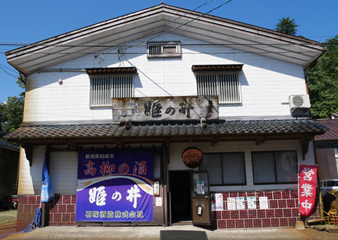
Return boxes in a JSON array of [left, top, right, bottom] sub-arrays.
[[182, 147, 203, 168]]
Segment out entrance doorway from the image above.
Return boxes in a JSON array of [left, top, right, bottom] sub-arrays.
[[169, 171, 192, 224]]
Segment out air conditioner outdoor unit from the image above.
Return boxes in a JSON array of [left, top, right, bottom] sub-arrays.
[[289, 95, 310, 116], [289, 95, 310, 109]]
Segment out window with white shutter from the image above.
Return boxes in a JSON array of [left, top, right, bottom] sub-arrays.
[[87, 67, 136, 108], [193, 65, 243, 104]]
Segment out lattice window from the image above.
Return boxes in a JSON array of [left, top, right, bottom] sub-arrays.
[[196, 72, 241, 104], [147, 42, 181, 58], [90, 75, 134, 107]]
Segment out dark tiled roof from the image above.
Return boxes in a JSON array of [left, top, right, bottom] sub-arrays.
[[0, 140, 20, 151], [314, 119, 338, 141], [4, 119, 327, 141]]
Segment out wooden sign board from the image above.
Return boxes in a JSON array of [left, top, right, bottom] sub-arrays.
[[112, 96, 219, 122]]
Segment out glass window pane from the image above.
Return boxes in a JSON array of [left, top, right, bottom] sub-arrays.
[[200, 154, 222, 185], [275, 151, 297, 183], [192, 172, 209, 196], [222, 153, 245, 184], [327, 181, 338, 187], [252, 152, 276, 184]]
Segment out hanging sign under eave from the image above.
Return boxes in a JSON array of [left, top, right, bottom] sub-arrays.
[[112, 95, 219, 122]]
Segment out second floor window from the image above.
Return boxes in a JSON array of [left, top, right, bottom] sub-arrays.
[[90, 75, 134, 107], [87, 67, 136, 108], [193, 65, 243, 104], [196, 72, 241, 104]]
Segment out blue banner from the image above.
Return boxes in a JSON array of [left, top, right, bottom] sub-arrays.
[[76, 149, 154, 222], [41, 155, 54, 203]]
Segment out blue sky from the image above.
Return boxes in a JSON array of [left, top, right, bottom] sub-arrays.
[[1, 0, 337, 103]]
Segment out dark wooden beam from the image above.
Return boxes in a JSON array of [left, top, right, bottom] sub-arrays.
[[255, 137, 266, 146], [66, 141, 78, 150], [21, 144, 34, 166], [211, 137, 218, 147], [300, 136, 313, 160]]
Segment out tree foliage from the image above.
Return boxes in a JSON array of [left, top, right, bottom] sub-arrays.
[[307, 35, 338, 118], [275, 17, 299, 36], [0, 75, 25, 140]]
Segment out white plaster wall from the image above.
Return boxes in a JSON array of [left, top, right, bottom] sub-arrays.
[[49, 152, 78, 195], [17, 146, 45, 195], [169, 139, 315, 192], [18, 140, 316, 195], [23, 33, 307, 123]]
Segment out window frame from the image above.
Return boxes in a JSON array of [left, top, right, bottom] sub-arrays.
[[251, 150, 298, 185], [199, 152, 246, 186], [89, 74, 134, 108], [195, 71, 242, 105], [147, 41, 181, 58]]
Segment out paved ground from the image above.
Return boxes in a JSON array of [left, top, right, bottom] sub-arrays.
[[2, 225, 338, 240], [0, 222, 16, 240]]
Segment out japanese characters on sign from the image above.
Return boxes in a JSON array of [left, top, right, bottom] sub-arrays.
[[298, 165, 317, 217], [112, 96, 219, 122], [76, 150, 154, 222]]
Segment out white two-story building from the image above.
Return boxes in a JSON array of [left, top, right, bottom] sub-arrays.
[[5, 4, 327, 231]]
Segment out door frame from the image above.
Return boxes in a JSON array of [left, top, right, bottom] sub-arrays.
[[168, 170, 193, 225], [191, 170, 211, 226]]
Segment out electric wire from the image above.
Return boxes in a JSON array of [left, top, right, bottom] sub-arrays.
[[111, 0, 234, 55], [106, 0, 215, 55], [0, 64, 17, 74], [0, 66, 17, 78]]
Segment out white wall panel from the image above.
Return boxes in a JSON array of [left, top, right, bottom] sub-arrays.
[[50, 152, 78, 195], [18, 146, 45, 195], [23, 33, 307, 123], [169, 139, 314, 192]]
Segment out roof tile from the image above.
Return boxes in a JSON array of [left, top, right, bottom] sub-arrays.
[[4, 119, 327, 141]]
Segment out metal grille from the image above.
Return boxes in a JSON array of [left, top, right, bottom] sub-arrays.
[[148, 45, 162, 55], [147, 42, 181, 57], [196, 73, 241, 104], [90, 75, 134, 107]]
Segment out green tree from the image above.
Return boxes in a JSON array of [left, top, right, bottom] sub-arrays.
[[275, 17, 299, 36], [0, 103, 8, 139], [307, 35, 338, 118], [0, 74, 25, 140]]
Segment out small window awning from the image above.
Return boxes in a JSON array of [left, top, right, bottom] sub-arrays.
[[86, 67, 137, 74], [192, 64, 243, 72]]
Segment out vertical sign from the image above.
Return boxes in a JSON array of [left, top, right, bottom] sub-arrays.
[[299, 164, 317, 217], [76, 149, 154, 222]]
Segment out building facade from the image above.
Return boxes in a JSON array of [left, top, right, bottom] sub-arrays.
[[5, 4, 327, 231], [314, 118, 338, 181], [0, 140, 19, 200]]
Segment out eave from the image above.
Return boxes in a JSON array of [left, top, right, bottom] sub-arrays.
[[4, 119, 328, 165], [6, 4, 324, 76]]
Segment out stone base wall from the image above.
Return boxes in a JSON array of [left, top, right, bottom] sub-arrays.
[[211, 190, 321, 229], [17, 192, 321, 231], [48, 195, 76, 226], [16, 195, 76, 232], [17, 195, 41, 232]]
